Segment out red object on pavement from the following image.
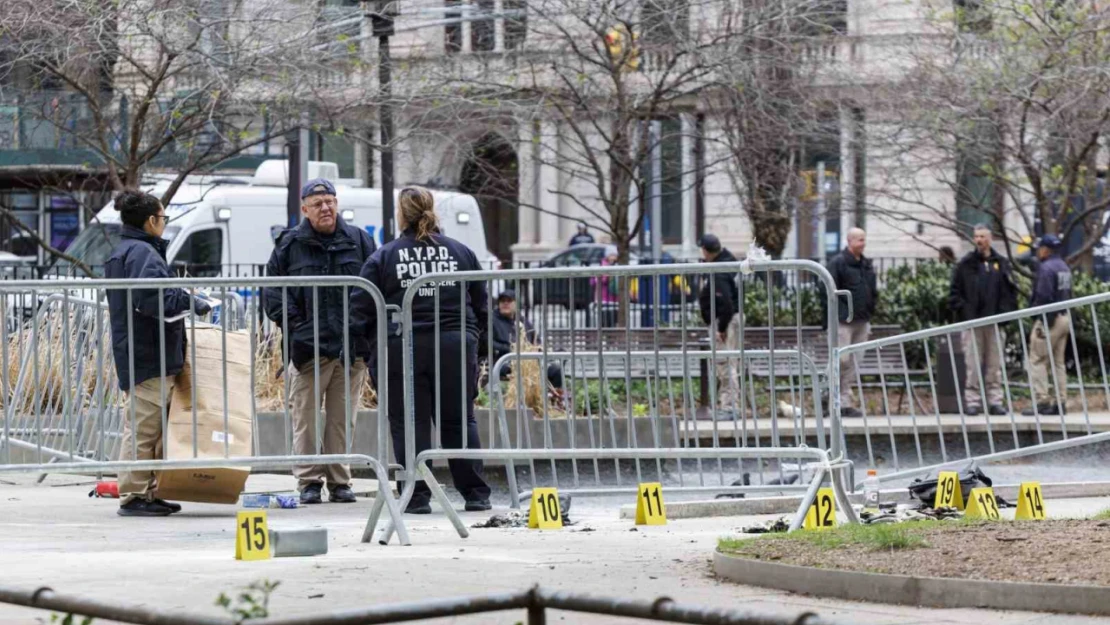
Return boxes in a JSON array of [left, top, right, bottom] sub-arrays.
[[92, 481, 119, 498]]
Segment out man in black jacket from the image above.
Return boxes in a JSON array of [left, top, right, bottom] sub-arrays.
[[828, 227, 878, 417], [263, 178, 377, 505], [697, 234, 740, 417], [489, 290, 564, 392], [948, 225, 1018, 416], [106, 190, 211, 517]]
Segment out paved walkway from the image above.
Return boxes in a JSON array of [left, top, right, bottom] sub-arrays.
[[0, 473, 1108, 624]]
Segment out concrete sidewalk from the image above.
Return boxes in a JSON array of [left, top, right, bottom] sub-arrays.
[[0, 474, 1107, 625]]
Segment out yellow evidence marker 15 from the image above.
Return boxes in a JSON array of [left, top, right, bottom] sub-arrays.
[[235, 510, 271, 561], [964, 487, 1001, 520], [803, 487, 836, 530], [528, 487, 563, 529], [934, 471, 965, 510], [1016, 482, 1046, 520], [635, 482, 666, 525]]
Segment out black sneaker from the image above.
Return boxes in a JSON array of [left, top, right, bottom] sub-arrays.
[[300, 483, 324, 505], [465, 499, 492, 512], [988, 404, 1007, 416], [117, 499, 173, 517], [840, 407, 862, 418], [329, 484, 357, 503], [405, 500, 432, 514], [153, 498, 182, 514], [965, 405, 982, 416], [1023, 403, 1061, 416]]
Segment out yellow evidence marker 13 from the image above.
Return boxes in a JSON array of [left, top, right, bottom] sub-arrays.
[[1016, 482, 1046, 520], [528, 487, 563, 529], [934, 471, 965, 510], [635, 482, 666, 525], [235, 510, 271, 561], [803, 487, 836, 530], [964, 487, 1001, 520]]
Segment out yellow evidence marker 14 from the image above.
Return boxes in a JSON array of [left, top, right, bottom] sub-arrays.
[[1016, 482, 1046, 520], [235, 510, 271, 561], [803, 487, 836, 530], [528, 488, 563, 529], [934, 471, 965, 510], [635, 482, 666, 525], [964, 487, 1001, 520]]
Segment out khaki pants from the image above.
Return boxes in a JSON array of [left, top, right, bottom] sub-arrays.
[[838, 321, 871, 407], [118, 376, 176, 505], [713, 315, 741, 410], [290, 357, 368, 489], [963, 326, 1003, 408], [1030, 315, 1070, 405]]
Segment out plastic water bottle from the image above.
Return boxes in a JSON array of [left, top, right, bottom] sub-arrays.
[[863, 469, 881, 514]]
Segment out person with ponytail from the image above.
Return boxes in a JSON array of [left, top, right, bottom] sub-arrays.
[[351, 186, 492, 514]]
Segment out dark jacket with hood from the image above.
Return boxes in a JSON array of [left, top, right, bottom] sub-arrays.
[[263, 217, 377, 370], [698, 248, 739, 334], [491, 309, 536, 361], [828, 248, 878, 323], [1030, 254, 1073, 314], [105, 225, 197, 391], [948, 248, 1018, 322]]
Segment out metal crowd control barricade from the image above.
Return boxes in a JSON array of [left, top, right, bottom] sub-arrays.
[[837, 290, 1110, 485], [0, 276, 409, 546], [374, 259, 858, 543]]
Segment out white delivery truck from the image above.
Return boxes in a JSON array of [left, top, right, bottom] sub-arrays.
[[56, 160, 497, 276]]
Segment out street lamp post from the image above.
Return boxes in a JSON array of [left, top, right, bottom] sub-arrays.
[[368, 1, 397, 244]]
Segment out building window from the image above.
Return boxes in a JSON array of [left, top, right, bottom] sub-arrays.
[[445, 0, 463, 54], [639, 117, 684, 246], [641, 0, 688, 47], [472, 0, 495, 52], [504, 0, 527, 49], [954, 0, 991, 33]]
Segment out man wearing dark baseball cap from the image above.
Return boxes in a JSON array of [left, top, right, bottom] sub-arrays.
[[1025, 233, 1072, 416], [696, 232, 740, 419], [263, 177, 378, 503]]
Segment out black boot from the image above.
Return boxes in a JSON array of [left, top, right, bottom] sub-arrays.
[[117, 499, 173, 517]]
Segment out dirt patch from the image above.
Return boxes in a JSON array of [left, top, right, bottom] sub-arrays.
[[722, 519, 1110, 586]]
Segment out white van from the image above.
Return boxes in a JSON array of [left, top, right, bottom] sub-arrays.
[[57, 160, 497, 275]]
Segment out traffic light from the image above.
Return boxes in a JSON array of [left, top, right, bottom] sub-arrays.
[[604, 25, 639, 72]]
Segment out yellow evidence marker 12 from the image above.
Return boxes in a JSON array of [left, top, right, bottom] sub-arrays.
[[635, 482, 666, 525], [1016, 482, 1046, 520], [964, 487, 1001, 520], [934, 471, 965, 510], [528, 487, 563, 529], [235, 510, 271, 561], [803, 487, 836, 530]]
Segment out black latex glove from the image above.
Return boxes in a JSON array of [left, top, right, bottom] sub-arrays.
[[193, 298, 212, 316]]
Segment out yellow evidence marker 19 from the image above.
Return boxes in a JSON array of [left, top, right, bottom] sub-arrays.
[[964, 487, 1001, 520], [635, 482, 666, 525], [235, 510, 271, 561], [1016, 482, 1046, 520], [934, 471, 965, 510], [528, 487, 563, 529], [803, 487, 836, 530]]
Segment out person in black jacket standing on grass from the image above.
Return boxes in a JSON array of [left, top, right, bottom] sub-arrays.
[[106, 190, 212, 517], [948, 224, 1018, 416], [697, 234, 740, 418], [352, 186, 492, 514], [263, 178, 377, 505], [828, 227, 878, 417]]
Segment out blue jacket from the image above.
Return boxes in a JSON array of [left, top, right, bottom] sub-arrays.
[[1030, 254, 1073, 310], [105, 225, 195, 391], [263, 217, 377, 370]]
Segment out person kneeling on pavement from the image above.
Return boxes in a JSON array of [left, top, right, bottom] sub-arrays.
[[489, 289, 565, 407]]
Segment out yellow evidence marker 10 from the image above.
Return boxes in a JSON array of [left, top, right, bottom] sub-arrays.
[[235, 510, 271, 561], [528, 487, 563, 529], [934, 471, 965, 510], [635, 482, 666, 525], [803, 487, 836, 530], [1016, 482, 1046, 520], [964, 487, 1001, 520]]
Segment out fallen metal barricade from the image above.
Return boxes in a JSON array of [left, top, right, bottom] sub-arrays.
[[0, 583, 847, 625], [0, 276, 408, 545], [371, 259, 859, 544], [837, 289, 1110, 484]]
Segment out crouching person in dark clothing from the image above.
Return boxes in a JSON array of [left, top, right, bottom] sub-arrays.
[[352, 186, 492, 514], [489, 289, 564, 398], [106, 190, 211, 517]]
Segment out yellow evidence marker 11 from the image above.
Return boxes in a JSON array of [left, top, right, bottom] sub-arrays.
[[803, 487, 836, 530], [528, 488, 563, 529], [1016, 482, 1046, 520], [235, 510, 271, 561], [635, 482, 666, 525], [934, 471, 965, 510], [964, 487, 1001, 520]]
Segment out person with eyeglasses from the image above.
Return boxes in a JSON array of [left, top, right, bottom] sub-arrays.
[[263, 178, 378, 505], [105, 190, 213, 517]]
